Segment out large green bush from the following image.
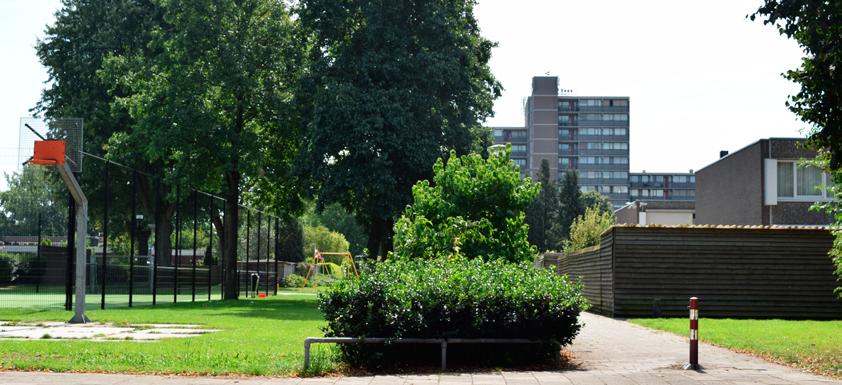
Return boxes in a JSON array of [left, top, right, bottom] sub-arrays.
[[393, 149, 539, 263], [319, 257, 588, 367]]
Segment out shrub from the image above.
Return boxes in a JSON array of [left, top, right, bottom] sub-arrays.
[[319, 257, 588, 367], [295, 262, 310, 276], [0, 256, 14, 286], [563, 206, 614, 253], [393, 149, 539, 263], [13, 255, 46, 285], [284, 273, 307, 288]]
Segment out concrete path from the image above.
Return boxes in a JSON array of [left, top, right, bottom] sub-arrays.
[[0, 312, 838, 384]]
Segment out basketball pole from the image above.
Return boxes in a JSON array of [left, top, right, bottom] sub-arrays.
[[56, 163, 90, 324]]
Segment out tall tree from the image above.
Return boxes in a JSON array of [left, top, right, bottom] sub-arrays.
[[34, 0, 176, 260], [0, 167, 67, 236], [526, 160, 564, 251], [752, 1, 842, 296], [302, 202, 368, 256], [297, 0, 502, 258], [104, 0, 305, 298], [558, 170, 584, 240], [579, 191, 613, 215], [752, 2, 842, 168]]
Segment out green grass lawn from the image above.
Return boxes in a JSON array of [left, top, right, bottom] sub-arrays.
[[630, 318, 842, 378], [0, 290, 338, 376]]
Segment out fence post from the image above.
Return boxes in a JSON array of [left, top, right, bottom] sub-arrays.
[[273, 218, 279, 295], [36, 212, 41, 294], [245, 210, 251, 298], [152, 178, 160, 306], [256, 212, 261, 297], [684, 297, 700, 370], [265, 216, 271, 295], [192, 190, 197, 302], [101, 161, 109, 310], [129, 170, 137, 307], [219, 198, 225, 300], [207, 194, 213, 301], [174, 185, 180, 303]]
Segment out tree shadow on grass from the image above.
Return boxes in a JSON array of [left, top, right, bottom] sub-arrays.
[[200, 298, 326, 322]]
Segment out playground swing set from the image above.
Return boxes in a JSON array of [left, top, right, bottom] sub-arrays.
[[304, 248, 359, 288]]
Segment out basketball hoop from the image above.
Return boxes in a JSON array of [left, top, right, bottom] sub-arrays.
[[27, 140, 66, 166], [23, 119, 90, 324]]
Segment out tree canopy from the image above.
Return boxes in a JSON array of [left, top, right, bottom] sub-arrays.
[[753, 1, 842, 296], [297, 0, 502, 258], [752, 1, 842, 168], [0, 167, 67, 237], [392, 150, 538, 263], [580, 191, 614, 215], [526, 160, 564, 251], [563, 206, 615, 254], [558, 170, 584, 239], [98, 0, 305, 298]]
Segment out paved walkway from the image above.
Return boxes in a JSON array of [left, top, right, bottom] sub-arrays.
[[1, 312, 838, 384]]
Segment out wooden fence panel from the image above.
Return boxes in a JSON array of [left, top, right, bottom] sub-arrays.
[[543, 226, 842, 319]]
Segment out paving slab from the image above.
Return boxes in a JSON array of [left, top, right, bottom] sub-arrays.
[[0, 321, 217, 341]]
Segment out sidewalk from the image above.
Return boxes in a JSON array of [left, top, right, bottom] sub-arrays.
[[0, 312, 838, 384]]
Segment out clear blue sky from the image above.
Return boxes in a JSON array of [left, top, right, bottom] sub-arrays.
[[0, 0, 807, 190]]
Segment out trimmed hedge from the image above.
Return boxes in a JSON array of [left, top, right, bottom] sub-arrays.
[[319, 257, 588, 367]]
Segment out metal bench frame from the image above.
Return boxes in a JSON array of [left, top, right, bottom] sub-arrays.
[[303, 337, 551, 370]]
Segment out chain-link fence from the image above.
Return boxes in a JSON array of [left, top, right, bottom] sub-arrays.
[[0, 153, 292, 309]]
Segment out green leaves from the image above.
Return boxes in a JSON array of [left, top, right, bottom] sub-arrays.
[[318, 257, 588, 367], [754, 1, 842, 297], [298, 0, 502, 254], [392, 149, 539, 263], [563, 206, 614, 254]]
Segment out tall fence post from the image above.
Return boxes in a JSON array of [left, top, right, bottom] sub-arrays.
[[207, 194, 213, 301], [152, 178, 160, 306], [684, 297, 700, 370], [245, 210, 251, 298], [273, 219, 279, 295], [174, 185, 180, 303], [265, 216, 271, 295], [256, 212, 262, 297], [129, 170, 137, 307], [219, 198, 225, 300], [101, 161, 109, 309], [36, 212, 41, 294], [192, 190, 198, 302]]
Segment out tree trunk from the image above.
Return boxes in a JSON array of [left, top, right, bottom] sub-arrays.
[[382, 217, 394, 257], [155, 213, 174, 267], [366, 217, 384, 259], [222, 170, 240, 300], [366, 217, 395, 259]]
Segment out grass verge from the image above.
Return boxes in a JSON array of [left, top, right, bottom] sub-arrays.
[[629, 318, 842, 378], [0, 292, 338, 376]]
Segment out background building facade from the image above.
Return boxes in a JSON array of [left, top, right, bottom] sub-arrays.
[[695, 138, 831, 225], [629, 172, 696, 201], [492, 75, 696, 208]]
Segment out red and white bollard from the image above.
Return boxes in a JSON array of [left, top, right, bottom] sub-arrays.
[[684, 297, 700, 370]]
